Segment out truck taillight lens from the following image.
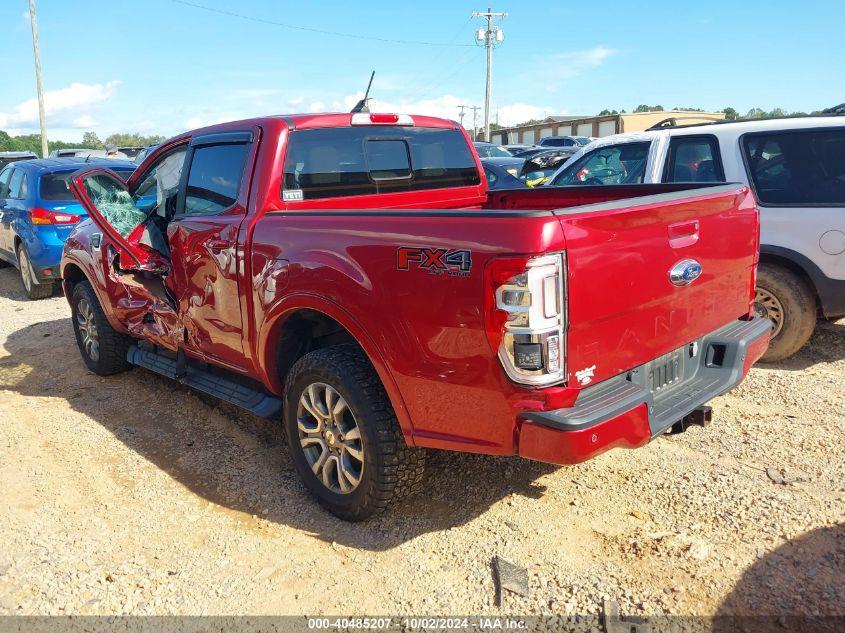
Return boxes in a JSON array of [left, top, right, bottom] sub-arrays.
[[485, 253, 567, 387], [30, 207, 81, 225]]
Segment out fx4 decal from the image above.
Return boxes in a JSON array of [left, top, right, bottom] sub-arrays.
[[397, 246, 472, 277]]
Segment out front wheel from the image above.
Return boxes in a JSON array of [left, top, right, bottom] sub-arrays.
[[754, 264, 817, 362], [70, 281, 134, 375], [283, 344, 425, 521], [17, 244, 54, 300]]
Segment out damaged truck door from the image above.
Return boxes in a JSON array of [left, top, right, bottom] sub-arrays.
[[69, 132, 255, 364], [165, 132, 254, 369], [69, 164, 185, 350]]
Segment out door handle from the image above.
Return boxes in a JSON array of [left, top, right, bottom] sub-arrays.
[[668, 220, 699, 248]]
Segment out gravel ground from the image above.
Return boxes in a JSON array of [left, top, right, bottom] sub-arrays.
[[0, 266, 843, 622]]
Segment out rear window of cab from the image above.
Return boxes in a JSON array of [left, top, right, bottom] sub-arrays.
[[282, 126, 480, 201]]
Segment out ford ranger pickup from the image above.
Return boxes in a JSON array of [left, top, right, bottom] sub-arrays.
[[60, 112, 771, 520]]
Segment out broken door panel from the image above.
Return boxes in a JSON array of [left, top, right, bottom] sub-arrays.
[[103, 248, 185, 350], [68, 168, 169, 272]]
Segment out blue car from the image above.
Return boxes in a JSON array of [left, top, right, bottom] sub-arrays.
[[0, 157, 135, 299]]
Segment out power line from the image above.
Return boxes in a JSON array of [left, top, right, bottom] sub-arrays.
[[410, 46, 484, 104], [171, 0, 474, 47]]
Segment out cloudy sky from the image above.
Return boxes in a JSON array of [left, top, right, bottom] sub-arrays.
[[1, 0, 842, 141]]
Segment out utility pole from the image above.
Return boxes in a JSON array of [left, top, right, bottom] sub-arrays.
[[472, 7, 506, 142], [457, 105, 467, 128], [28, 0, 48, 158], [470, 106, 481, 140]]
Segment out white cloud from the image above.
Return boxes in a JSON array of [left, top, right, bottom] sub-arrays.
[[72, 116, 97, 128], [542, 45, 616, 90], [494, 104, 552, 127], [185, 116, 204, 129], [319, 93, 551, 128], [307, 100, 326, 112], [0, 81, 120, 130]]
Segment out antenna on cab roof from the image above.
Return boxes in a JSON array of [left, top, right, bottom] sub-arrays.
[[350, 71, 375, 113]]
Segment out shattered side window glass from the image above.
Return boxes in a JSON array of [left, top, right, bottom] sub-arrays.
[[83, 174, 146, 238], [133, 148, 187, 220]]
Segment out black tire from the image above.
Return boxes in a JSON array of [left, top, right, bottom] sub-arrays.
[[17, 244, 54, 300], [283, 344, 425, 521], [755, 264, 817, 362], [70, 281, 134, 375]]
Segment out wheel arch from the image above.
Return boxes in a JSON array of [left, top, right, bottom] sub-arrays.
[[258, 294, 416, 443], [758, 245, 822, 314]]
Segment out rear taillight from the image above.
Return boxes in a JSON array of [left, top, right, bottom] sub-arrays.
[[30, 207, 81, 225], [485, 253, 567, 387]]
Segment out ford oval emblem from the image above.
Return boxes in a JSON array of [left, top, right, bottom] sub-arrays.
[[669, 259, 702, 286]]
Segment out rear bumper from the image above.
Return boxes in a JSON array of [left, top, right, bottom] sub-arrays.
[[21, 227, 65, 282], [517, 316, 772, 465]]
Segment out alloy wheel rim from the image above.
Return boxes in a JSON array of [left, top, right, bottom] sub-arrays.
[[754, 288, 784, 338], [19, 250, 32, 292], [297, 382, 364, 494], [76, 299, 100, 362]]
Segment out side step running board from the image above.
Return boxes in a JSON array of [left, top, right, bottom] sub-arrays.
[[127, 346, 282, 418]]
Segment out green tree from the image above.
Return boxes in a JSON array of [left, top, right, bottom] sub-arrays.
[[104, 132, 166, 148], [513, 119, 544, 128], [81, 131, 103, 149], [722, 107, 739, 120], [634, 104, 664, 113], [598, 109, 619, 116]]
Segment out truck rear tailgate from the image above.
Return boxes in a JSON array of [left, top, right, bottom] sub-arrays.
[[555, 184, 758, 386]]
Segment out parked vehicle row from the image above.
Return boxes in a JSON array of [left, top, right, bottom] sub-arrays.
[[57, 112, 769, 520], [473, 142, 574, 188], [0, 151, 38, 169], [546, 115, 845, 361], [0, 157, 135, 298]]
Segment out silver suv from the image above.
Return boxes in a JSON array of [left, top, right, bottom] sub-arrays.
[[548, 114, 845, 361]]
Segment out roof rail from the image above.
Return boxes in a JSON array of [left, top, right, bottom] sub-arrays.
[[821, 103, 845, 115], [646, 115, 724, 131]]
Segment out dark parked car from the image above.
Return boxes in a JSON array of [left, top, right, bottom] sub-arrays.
[[520, 149, 574, 187], [474, 142, 526, 174], [118, 146, 145, 159], [482, 162, 528, 190], [0, 151, 38, 169], [536, 135, 591, 149]]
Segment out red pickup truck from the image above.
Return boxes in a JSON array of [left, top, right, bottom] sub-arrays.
[[60, 112, 771, 520]]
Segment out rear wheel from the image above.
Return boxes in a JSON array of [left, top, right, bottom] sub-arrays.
[[283, 344, 425, 521], [70, 281, 134, 375], [17, 244, 54, 300], [755, 264, 817, 362]]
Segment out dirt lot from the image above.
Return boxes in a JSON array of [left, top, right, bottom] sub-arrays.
[[0, 266, 843, 621]]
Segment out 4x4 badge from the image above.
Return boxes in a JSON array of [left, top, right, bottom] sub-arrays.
[[397, 246, 472, 277]]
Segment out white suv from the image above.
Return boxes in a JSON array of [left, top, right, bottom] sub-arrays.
[[547, 115, 845, 361]]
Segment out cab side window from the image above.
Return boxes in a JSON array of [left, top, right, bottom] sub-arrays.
[[664, 136, 724, 183], [182, 142, 250, 216]]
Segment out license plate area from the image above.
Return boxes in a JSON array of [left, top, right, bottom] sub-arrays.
[[645, 347, 685, 393]]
